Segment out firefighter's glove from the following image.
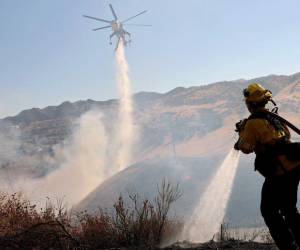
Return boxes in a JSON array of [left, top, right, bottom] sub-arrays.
[[235, 119, 247, 133]]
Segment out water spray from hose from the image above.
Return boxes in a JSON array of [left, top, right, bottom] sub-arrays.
[[181, 149, 240, 242]]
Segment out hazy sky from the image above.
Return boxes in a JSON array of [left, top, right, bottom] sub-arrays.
[[1, 0, 300, 117]]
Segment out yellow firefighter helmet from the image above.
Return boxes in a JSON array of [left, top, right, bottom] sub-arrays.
[[243, 83, 273, 103]]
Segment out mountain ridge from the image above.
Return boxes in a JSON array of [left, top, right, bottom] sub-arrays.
[[3, 72, 300, 126]]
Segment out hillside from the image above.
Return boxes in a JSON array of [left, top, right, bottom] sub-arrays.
[[1, 72, 300, 227], [3, 73, 300, 158]]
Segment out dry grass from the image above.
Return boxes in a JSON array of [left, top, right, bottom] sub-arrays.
[[0, 179, 181, 249]]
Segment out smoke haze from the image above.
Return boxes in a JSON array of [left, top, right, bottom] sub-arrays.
[[1, 111, 108, 206], [0, 40, 137, 208]]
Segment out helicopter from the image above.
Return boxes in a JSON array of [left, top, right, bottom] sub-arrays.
[[83, 4, 150, 50]]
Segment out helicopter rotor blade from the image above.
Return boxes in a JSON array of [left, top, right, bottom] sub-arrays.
[[123, 24, 152, 27], [93, 25, 112, 31], [83, 15, 111, 23], [122, 10, 147, 23], [109, 4, 118, 20]]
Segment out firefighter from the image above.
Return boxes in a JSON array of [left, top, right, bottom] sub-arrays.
[[234, 83, 300, 250]]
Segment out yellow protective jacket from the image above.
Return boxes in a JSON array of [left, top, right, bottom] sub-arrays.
[[237, 109, 300, 176]]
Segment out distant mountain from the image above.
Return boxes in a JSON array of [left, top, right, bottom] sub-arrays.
[[1, 72, 300, 227], [2, 73, 300, 151]]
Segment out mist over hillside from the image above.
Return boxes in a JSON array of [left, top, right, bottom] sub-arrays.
[[1, 72, 300, 227]]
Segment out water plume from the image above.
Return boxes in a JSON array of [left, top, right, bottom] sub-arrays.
[[181, 149, 240, 242], [115, 41, 135, 171], [0, 40, 137, 207], [14, 111, 109, 206]]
